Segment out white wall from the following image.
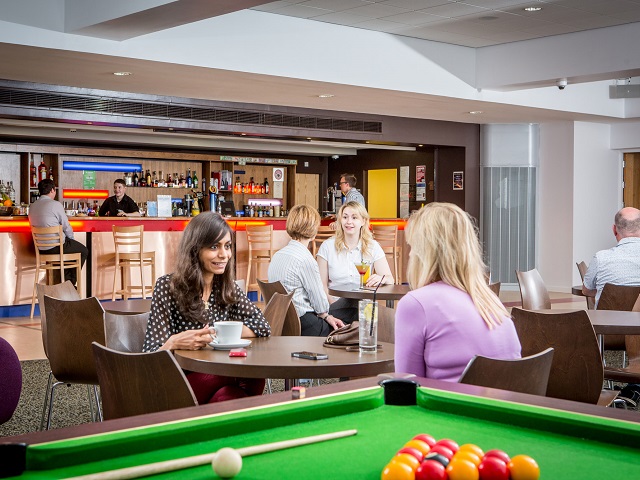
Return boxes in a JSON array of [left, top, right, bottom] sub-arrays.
[[538, 122, 574, 292], [573, 122, 623, 285]]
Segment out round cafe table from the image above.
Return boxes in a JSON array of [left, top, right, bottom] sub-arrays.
[[174, 336, 394, 389], [328, 283, 410, 308]]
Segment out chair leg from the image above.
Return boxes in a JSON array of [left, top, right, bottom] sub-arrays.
[[266, 378, 273, 394], [139, 259, 146, 299], [46, 381, 64, 430], [93, 385, 103, 422], [112, 263, 119, 301], [30, 265, 41, 319], [246, 257, 252, 294], [39, 371, 53, 431]]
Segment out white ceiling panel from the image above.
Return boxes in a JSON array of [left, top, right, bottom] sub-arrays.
[[344, 4, 409, 18], [419, 3, 489, 16], [380, 11, 448, 25]]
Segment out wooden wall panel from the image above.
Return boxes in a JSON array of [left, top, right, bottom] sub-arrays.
[[624, 153, 640, 209], [294, 173, 319, 209]]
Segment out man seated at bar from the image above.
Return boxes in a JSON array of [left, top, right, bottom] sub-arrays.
[[98, 178, 140, 217], [28, 179, 88, 287], [268, 204, 347, 336], [317, 201, 393, 322], [582, 206, 640, 306], [142, 212, 271, 403], [394, 202, 520, 381]]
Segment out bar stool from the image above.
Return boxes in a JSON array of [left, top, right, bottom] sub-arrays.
[[372, 224, 403, 284], [112, 225, 156, 300], [246, 225, 273, 294], [30, 225, 83, 318]]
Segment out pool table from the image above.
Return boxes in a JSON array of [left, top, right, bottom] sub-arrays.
[[2, 377, 640, 479]]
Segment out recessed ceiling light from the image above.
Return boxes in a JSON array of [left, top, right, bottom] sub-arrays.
[[468, 111, 483, 115], [418, 144, 424, 147], [524, 6, 542, 12], [113, 71, 132, 76], [318, 94, 334, 98]]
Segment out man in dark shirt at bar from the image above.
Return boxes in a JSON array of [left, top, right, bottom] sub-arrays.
[[99, 179, 140, 217]]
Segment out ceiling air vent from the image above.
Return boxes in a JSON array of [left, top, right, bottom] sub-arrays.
[[0, 86, 383, 134]]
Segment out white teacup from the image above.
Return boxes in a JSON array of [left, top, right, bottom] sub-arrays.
[[211, 321, 243, 345]]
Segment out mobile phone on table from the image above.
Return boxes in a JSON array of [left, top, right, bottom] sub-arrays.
[[291, 351, 328, 360]]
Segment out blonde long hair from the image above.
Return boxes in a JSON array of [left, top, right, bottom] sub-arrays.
[[334, 201, 374, 259], [405, 202, 508, 328]]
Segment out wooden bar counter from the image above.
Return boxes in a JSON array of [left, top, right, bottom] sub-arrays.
[[0, 215, 407, 309]]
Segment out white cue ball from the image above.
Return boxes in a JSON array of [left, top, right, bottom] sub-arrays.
[[212, 447, 243, 478]]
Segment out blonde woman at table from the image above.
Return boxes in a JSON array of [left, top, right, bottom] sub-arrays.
[[394, 202, 520, 381], [317, 201, 393, 322], [142, 211, 271, 403]]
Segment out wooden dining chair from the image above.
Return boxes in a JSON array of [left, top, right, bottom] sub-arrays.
[[257, 279, 301, 336], [515, 269, 551, 310], [262, 291, 295, 337], [36, 281, 81, 358], [459, 348, 554, 396], [597, 283, 640, 365], [372, 224, 403, 284], [41, 295, 105, 430], [510, 307, 617, 406], [311, 226, 334, 257], [30, 225, 83, 318], [488, 282, 501, 297], [602, 288, 640, 383], [576, 261, 595, 310], [92, 342, 197, 420], [104, 311, 150, 353], [377, 304, 396, 344]]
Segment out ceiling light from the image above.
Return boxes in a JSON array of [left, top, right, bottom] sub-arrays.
[[523, 6, 542, 12], [113, 71, 132, 76], [468, 111, 483, 115], [318, 94, 334, 98], [418, 144, 423, 147]]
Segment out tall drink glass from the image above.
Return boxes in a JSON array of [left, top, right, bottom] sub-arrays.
[[358, 299, 378, 354]]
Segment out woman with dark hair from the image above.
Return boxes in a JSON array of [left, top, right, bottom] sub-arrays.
[[142, 211, 270, 403]]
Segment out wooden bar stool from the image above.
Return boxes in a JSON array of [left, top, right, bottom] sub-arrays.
[[112, 225, 156, 300], [246, 225, 273, 294], [372, 224, 403, 284], [30, 225, 83, 318]]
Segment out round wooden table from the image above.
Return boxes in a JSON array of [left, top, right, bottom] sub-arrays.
[[174, 336, 394, 388], [100, 299, 152, 314], [572, 285, 585, 296], [328, 283, 410, 308]]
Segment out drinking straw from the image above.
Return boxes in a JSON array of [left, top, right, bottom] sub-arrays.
[[370, 275, 385, 336]]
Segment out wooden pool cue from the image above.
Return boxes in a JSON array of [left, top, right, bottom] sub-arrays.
[[67, 429, 358, 480]]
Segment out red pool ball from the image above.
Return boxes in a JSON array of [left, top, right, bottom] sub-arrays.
[[416, 460, 448, 480], [478, 456, 509, 480], [483, 450, 510, 464], [434, 439, 460, 454], [430, 444, 455, 460], [398, 447, 425, 463], [413, 434, 437, 448]]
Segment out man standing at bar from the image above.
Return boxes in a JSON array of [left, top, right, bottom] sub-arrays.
[[339, 173, 365, 207], [582, 207, 640, 306], [29, 179, 88, 287], [98, 179, 140, 217]]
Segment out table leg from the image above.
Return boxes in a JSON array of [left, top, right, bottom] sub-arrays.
[[598, 334, 605, 361], [386, 300, 394, 308], [284, 379, 299, 390]]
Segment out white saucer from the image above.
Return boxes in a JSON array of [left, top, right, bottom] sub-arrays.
[[209, 339, 252, 350]]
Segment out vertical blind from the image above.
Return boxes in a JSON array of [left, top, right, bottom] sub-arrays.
[[481, 166, 536, 284]]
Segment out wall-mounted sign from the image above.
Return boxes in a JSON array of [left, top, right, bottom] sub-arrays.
[[220, 156, 298, 165], [453, 171, 464, 190], [416, 165, 426, 183], [83, 170, 96, 189], [273, 168, 284, 182]]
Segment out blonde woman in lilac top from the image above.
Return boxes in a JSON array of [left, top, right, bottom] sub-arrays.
[[394, 203, 521, 382]]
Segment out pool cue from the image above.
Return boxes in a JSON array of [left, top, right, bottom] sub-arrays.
[[67, 429, 358, 480]]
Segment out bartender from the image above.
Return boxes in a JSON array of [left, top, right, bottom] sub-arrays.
[[98, 179, 140, 217]]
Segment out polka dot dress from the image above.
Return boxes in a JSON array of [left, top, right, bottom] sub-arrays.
[[142, 274, 271, 352]]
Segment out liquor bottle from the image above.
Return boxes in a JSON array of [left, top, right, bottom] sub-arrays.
[[186, 168, 193, 188], [38, 158, 47, 182], [234, 177, 241, 194], [167, 172, 172, 186], [146, 169, 152, 186], [193, 170, 198, 189], [249, 177, 255, 194], [152, 171, 158, 188], [180, 172, 186, 188], [30, 158, 37, 188], [264, 178, 270, 195], [133, 170, 139, 187], [158, 170, 164, 188]]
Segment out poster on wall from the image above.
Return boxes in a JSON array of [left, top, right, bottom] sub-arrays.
[[416, 165, 426, 183], [453, 171, 464, 190], [83, 170, 96, 189], [400, 184, 409, 201], [400, 166, 409, 184], [400, 201, 409, 218], [416, 185, 426, 201]]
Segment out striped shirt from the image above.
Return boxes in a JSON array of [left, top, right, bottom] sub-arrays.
[[345, 188, 365, 207], [268, 240, 330, 317]]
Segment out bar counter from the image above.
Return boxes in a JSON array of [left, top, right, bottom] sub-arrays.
[[0, 216, 406, 310]]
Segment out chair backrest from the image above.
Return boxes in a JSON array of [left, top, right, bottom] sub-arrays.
[[311, 226, 334, 256], [377, 304, 395, 344], [113, 225, 144, 255], [257, 279, 301, 336], [235, 279, 246, 293], [36, 281, 81, 357], [371, 224, 398, 249], [575, 261, 595, 310], [0, 336, 22, 425], [488, 282, 501, 296], [43, 295, 106, 385], [597, 283, 640, 311], [459, 347, 554, 396], [515, 269, 551, 310], [262, 291, 295, 336], [246, 225, 273, 253], [511, 307, 603, 404], [31, 225, 64, 252], [104, 311, 150, 353], [92, 342, 197, 420]]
